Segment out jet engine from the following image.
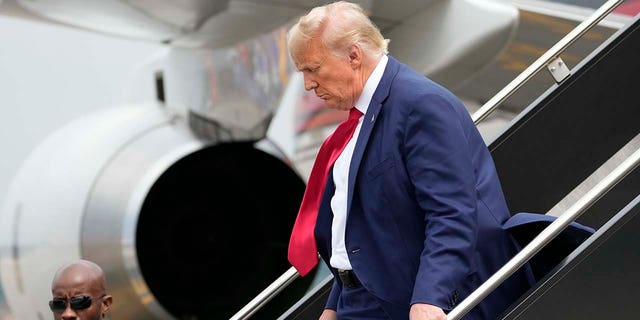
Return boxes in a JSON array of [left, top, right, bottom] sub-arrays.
[[0, 105, 308, 319]]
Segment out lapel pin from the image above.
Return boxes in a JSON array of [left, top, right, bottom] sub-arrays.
[[371, 114, 375, 123]]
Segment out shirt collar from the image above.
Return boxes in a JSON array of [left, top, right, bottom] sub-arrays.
[[354, 55, 388, 116]]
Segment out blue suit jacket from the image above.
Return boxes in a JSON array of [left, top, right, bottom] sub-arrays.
[[314, 57, 534, 319]]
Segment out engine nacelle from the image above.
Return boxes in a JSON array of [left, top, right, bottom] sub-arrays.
[[0, 105, 307, 319]]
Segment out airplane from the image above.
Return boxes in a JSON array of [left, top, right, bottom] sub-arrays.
[[0, 0, 636, 319]]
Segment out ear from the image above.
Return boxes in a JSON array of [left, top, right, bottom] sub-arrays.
[[101, 295, 113, 316], [348, 44, 363, 69]]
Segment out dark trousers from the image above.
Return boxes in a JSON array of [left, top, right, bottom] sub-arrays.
[[336, 285, 390, 320]]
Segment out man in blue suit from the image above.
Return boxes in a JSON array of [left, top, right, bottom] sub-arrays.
[[287, 2, 534, 319]]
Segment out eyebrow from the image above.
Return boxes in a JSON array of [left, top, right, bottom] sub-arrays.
[[297, 63, 320, 72]]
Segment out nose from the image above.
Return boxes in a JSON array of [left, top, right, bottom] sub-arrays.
[[61, 305, 78, 319], [303, 73, 317, 91]]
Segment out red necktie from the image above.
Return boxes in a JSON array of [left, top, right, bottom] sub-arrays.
[[288, 107, 363, 276]]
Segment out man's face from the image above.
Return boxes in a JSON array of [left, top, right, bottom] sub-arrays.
[[51, 276, 109, 320], [297, 37, 363, 110]]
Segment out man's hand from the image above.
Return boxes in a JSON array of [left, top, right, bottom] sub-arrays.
[[410, 303, 446, 320], [319, 308, 337, 320]]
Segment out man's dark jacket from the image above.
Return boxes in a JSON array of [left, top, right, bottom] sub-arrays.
[[315, 56, 535, 319]]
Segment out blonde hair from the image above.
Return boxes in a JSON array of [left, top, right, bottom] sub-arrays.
[[288, 1, 389, 66]]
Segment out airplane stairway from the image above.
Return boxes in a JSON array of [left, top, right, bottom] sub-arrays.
[[491, 13, 640, 231], [274, 12, 640, 320]]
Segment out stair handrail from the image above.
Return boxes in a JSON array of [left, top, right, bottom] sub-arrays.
[[231, 1, 624, 319], [448, 145, 640, 319], [472, 0, 623, 125], [229, 266, 299, 320]]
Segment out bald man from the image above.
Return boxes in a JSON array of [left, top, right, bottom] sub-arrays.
[[49, 260, 113, 320]]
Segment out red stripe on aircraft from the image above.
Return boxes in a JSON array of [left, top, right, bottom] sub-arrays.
[[615, 0, 640, 16]]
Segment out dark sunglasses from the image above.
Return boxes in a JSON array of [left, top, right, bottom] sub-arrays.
[[49, 294, 105, 312]]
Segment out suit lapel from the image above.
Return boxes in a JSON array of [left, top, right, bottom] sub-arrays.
[[346, 57, 400, 215]]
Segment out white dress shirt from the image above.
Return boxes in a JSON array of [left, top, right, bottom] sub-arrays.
[[329, 55, 388, 270]]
